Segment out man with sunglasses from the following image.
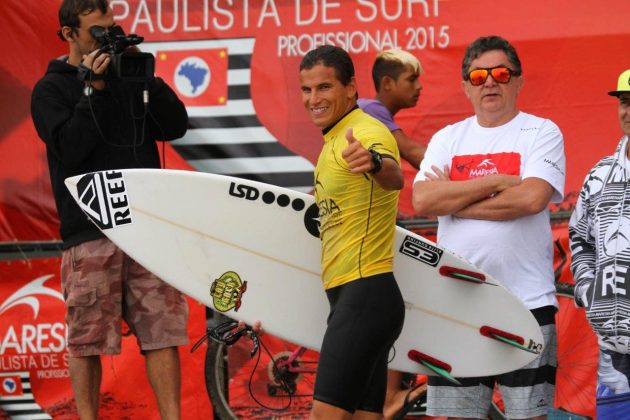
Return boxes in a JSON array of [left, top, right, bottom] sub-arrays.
[[569, 69, 630, 419], [31, 1, 189, 418], [412, 35, 565, 419]]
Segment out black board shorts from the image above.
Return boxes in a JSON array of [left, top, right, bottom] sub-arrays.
[[313, 272, 405, 413]]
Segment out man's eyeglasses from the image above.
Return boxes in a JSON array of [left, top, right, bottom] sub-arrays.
[[466, 66, 520, 86]]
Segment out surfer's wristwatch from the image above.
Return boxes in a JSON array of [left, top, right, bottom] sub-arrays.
[[368, 149, 383, 174]]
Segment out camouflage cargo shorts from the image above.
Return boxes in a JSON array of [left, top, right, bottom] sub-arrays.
[[61, 238, 189, 357]]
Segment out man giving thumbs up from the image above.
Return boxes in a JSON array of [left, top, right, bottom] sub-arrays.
[[299, 45, 405, 420]]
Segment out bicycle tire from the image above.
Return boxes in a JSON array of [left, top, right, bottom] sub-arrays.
[[554, 284, 597, 418], [206, 341, 238, 420], [205, 336, 316, 419]]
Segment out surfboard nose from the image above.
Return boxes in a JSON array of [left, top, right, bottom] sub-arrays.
[[64, 174, 82, 199]]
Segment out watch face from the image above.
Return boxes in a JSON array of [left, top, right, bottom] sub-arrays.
[[83, 86, 93, 96]]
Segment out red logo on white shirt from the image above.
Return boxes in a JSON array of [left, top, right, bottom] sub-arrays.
[[450, 153, 520, 180]]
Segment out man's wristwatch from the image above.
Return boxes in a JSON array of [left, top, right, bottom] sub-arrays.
[[368, 149, 383, 174], [83, 85, 94, 97]]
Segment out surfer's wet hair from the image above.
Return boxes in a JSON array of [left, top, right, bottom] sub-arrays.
[[300, 45, 355, 86]]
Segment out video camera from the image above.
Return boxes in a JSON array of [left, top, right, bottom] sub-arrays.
[[90, 25, 154, 83]]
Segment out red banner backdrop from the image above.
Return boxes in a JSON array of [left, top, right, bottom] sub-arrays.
[[0, 258, 212, 419], [2, 0, 629, 418], [2, 0, 630, 239]]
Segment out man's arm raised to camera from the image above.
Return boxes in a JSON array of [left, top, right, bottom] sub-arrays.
[[80, 49, 109, 91], [412, 165, 520, 216], [342, 128, 404, 191]]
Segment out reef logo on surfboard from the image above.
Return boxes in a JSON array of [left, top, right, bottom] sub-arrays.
[[76, 171, 132, 230]]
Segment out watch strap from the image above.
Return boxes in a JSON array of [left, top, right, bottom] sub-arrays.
[[368, 149, 383, 174]]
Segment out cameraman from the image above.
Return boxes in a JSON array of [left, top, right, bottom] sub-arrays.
[[31, 1, 189, 419]]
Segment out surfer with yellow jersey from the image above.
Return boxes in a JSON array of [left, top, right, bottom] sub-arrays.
[[299, 45, 406, 420], [316, 112, 401, 289]]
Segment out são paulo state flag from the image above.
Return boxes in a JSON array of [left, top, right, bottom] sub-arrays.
[[0, 374, 24, 397], [155, 48, 228, 107]]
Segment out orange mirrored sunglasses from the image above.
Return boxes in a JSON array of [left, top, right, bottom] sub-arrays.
[[466, 66, 520, 86]]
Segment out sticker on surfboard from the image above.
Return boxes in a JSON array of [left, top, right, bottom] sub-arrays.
[[399, 235, 443, 267], [210, 271, 248, 312], [76, 170, 133, 230], [228, 180, 320, 238], [303, 203, 320, 238]]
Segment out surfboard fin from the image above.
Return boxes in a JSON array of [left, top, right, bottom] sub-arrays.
[[439, 266, 486, 283], [480, 326, 540, 354], [490, 333, 540, 354], [408, 350, 461, 385]]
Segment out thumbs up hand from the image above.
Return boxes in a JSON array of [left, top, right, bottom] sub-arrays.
[[342, 128, 373, 173]]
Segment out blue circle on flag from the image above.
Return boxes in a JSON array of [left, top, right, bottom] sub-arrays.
[[2, 377, 17, 394], [174, 57, 211, 98]]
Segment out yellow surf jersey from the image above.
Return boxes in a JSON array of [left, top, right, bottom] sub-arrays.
[[314, 108, 401, 290]]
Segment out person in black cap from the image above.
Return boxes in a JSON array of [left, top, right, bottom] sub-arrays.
[[569, 68, 630, 419]]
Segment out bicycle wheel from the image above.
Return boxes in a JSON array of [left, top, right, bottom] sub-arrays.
[[554, 282, 597, 419], [205, 335, 317, 419]]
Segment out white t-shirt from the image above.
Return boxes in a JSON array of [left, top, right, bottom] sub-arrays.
[[414, 112, 566, 309]]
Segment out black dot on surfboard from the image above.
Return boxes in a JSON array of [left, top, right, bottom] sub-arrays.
[[304, 203, 320, 238], [262, 191, 275, 204], [292, 199, 305, 211], [277, 194, 290, 207]]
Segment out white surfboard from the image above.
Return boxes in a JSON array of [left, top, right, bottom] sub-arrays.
[[65, 169, 544, 378]]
